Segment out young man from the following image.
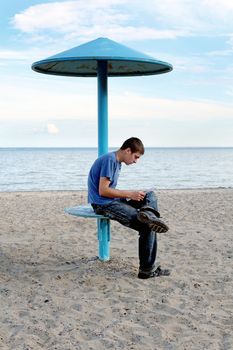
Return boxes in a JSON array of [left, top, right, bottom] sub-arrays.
[[88, 137, 170, 279]]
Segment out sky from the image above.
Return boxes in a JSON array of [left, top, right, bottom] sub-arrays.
[[0, 0, 233, 147]]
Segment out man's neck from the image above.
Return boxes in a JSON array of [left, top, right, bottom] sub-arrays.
[[115, 149, 123, 162]]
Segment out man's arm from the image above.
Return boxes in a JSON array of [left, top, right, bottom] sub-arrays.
[[99, 177, 145, 201]]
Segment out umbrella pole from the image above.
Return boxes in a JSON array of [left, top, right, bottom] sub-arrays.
[[97, 60, 110, 261], [98, 60, 108, 156]]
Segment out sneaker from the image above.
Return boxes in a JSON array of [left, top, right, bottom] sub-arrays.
[[137, 210, 169, 233], [138, 266, 171, 279]]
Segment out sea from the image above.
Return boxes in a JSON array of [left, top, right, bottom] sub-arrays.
[[0, 147, 232, 192]]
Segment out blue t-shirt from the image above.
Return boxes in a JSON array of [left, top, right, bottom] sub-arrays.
[[88, 152, 121, 205]]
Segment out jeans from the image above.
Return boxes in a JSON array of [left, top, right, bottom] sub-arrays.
[[92, 191, 159, 273]]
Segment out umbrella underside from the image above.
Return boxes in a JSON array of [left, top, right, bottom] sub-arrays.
[[32, 58, 171, 77]]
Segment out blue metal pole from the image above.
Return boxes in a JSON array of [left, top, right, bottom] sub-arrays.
[[98, 60, 108, 156], [97, 60, 110, 261]]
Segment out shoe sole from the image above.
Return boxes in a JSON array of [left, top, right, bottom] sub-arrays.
[[138, 212, 169, 233], [138, 268, 171, 279]]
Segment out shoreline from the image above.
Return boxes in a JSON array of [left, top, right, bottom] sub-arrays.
[[0, 188, 232, 349], [0, 186, 232, 194]]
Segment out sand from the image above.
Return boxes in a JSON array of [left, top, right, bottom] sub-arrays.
[[0, 189, 232, 350]]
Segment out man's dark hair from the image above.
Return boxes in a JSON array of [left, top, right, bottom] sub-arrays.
[[120, 137, 145, 155]]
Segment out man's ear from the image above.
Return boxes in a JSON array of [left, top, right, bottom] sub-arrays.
[[125, 147, 132, 154]]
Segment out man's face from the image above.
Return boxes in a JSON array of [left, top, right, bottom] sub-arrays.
[[123, 148, 142, 165]]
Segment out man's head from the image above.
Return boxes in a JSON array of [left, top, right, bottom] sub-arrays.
[[119, 137, 144, 165]]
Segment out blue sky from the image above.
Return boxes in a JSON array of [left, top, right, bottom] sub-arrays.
[[0, 0, 233, 147]]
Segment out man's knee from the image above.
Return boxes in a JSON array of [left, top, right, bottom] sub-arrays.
[[146, 190, 157, 199]]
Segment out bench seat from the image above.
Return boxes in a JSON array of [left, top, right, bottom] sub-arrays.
[[65, 204, 105, 218], [65, 204, 111, 261]]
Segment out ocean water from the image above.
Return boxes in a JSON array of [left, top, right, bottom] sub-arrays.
[[0, 148, 232, 192]]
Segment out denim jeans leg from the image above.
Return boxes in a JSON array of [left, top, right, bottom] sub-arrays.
[[93, 199, 157, 272], [93, 200, 138, 227], [138, 230, 157, 272], [143, 191, 159, 211]]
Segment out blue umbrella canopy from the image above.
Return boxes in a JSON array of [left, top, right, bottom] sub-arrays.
[[32, 37, 173, 77]]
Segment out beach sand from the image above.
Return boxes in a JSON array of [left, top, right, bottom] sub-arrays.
[[0, 189, 232, 350]]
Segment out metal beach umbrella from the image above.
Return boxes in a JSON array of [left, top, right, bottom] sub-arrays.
[[32, 37, 173, 260]]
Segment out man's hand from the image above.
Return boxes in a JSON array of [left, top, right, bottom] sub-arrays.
[[129, 191, 146, 201]]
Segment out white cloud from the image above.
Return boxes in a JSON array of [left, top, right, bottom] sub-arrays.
[[109, 93, 233, 121], [1, 77, 232, 122], [0, 48, 55, 62], [11, 0, 184, 43], [203, 0, 233, 21], [47, 123, 59, 134], [11, 0, 233, 48], [0, 80, 97, 121], [0, 49, 29, 60], [139, 0, 233, 34], [12, 1, 129, 34]]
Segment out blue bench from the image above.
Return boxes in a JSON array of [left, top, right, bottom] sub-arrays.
[[65, 204, 110, 261]]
